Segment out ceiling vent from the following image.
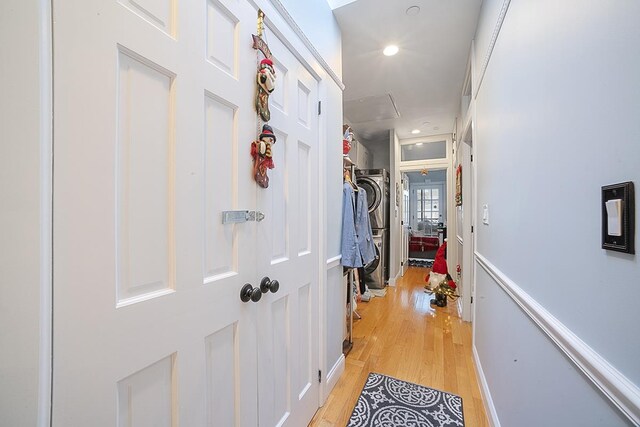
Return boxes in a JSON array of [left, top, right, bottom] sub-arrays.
[[344, 93, 400, 123]]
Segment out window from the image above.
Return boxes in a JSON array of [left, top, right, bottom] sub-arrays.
[[401, 141, 446, 161], [417, 188, 440, 235]]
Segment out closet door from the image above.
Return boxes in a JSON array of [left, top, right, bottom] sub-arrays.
[[52, 0, 261, 425], [254, 27, 321, 427]]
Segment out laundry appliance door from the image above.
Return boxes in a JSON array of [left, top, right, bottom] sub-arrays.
[[363, 230, 386, 289], [356, 176, 385, 229]]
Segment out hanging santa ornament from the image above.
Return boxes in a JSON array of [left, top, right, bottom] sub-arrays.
[[250, 9, 277, 188], [256, 58, 276, 122], [251, 124, 277, 188], [252, 10, 275, 122]]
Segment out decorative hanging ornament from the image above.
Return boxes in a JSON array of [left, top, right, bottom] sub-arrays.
[[250, 9, 277, 188], [251, 124, 277, 188], [256, 58, 276, 121], [252, 10, 275, 122]]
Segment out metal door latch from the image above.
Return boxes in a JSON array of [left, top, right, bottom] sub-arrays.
[[222, 210, 266, 224]]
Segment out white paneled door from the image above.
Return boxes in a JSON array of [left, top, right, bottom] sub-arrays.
[[53, 0, 319, 425], [254, 28, 320, 427]]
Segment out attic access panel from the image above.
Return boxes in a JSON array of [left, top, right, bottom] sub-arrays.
[[344, 94, 400, 123]]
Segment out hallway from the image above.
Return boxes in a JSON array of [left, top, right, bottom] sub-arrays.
[[310, 267, 488, 426]]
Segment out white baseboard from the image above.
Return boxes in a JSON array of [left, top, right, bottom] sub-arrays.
[[388, 270, 401, 287], [323, 354, 345, 401], [472, 345, 501, 427], [475, 251, 640, 425]]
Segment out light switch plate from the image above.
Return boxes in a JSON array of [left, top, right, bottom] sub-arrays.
[[482, 204, 489, 225], [602, 182, 635, 254]]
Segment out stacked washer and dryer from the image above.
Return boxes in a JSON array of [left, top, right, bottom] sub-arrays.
[[355, 169, 390, 289]]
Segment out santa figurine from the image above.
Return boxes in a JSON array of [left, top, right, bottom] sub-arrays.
[[251, 124, 277, 188], [424, 241, 457, 307], [256, 58, 276, 122]]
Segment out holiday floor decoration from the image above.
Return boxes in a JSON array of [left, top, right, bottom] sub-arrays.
[[424, 241, 459, 307], [347, 372, 465, 427]]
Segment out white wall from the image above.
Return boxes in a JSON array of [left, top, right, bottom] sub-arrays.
[[278, 0, 342, 78], [0, 0, 51, 425], [361, 136, 391, 170], [473, 0, 640, 424]]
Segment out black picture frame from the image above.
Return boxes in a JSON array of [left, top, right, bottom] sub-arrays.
[[601, 182, 635, 254]]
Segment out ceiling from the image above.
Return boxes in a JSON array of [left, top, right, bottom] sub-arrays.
[[331, 0, 482, 142]]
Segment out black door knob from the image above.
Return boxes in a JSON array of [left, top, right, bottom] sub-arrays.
[[240, 283, 262, 303], [260, 277, 280, 294]]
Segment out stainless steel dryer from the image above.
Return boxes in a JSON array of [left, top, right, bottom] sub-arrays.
[[355, 169, 389, 230], [363, 229, 387, 289]]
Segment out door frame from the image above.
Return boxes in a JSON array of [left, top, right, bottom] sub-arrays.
[[400, 166, 450, 265], [396, 134, 456, 282], [401, 172, 409, 276], [459, 117, 476, 323]]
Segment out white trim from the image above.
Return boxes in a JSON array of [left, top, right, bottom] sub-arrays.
[[38, 0, 53, 425], [472, 345, 501, 427], [326, 255, 342, 269], [317, 81, 328, 408], [266, 0, 345, 90], [459, 118, 475, 323], [324, 354, 345, 400], [475, 252, 640, 425], [388, 269, 401, 287], [474, 0, 511, 98]]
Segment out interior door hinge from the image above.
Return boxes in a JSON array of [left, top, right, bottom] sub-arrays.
[[318, 370, 322, 383], [471, 296, 474, 304], [471, 226, 474, 233], [471, 154, 474, 162], [401, 261, 404, 266], [318, 101, 322, 115]]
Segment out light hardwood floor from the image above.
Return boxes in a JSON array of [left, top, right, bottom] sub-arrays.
[[309, 266, 489, 426]]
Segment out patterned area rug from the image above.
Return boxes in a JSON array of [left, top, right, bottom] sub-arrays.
[[408, 259, 434, 268], [348, 373, 464, 427]]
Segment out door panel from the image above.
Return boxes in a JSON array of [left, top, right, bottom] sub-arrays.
[[256, 29, 320, 427], [53, 0, 259, 425]]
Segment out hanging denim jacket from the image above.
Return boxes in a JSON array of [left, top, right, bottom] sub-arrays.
[[341, 182, 376, 268]]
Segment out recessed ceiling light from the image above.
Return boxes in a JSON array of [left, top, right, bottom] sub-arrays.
[[383, 45, 399, 56], [433, 126, 440, 130], [406, 6, 420, 16], [415, 142, 423, 146], [411, 129, 420, 134]]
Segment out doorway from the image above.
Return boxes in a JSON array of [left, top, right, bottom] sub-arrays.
[[405, 168, 448, 267]]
